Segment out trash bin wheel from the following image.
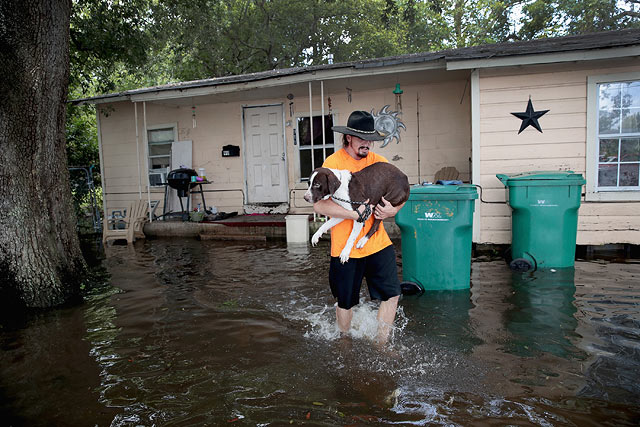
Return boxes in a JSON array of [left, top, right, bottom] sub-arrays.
[[510, 258, 533, 272], [400, 281, 424, 296]]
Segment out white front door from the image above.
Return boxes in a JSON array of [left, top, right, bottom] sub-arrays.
[[244, 105, 288, 203]]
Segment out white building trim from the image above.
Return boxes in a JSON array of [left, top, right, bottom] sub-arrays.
[[447, 46, 640, 70], [471, 69, 482, 242]]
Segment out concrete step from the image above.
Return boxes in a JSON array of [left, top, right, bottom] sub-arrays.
[[199, 224, 285, 239], [143, 215, 399, 240]]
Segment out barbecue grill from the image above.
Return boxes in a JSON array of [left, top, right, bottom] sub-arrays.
[[167, 168, 197, 197], [161, 168, 199, 219]]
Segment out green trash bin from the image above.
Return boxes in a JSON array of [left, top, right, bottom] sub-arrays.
[[395, 184, 478, 292], [496, 171, 585, 271]]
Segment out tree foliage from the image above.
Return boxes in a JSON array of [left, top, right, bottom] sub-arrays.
[[70, 0, 154, 94], [68, 0, 640, 96]]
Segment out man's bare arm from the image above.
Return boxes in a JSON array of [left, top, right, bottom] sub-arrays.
[[313, 199, 369, 221]]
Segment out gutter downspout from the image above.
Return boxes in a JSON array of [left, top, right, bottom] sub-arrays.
[[416, 92, 421, 183]]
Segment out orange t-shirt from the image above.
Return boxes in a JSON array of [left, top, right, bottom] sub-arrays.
[[322, 148, 392, 258]]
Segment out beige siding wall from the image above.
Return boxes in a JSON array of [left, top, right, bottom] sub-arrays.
[[289, 78, 471, 211], [98, 102, 141, 216], [177, 102, 245, 213], [477, 60, 640, 245], [100, 99, 255, 216], [99, 77, 471, 219]]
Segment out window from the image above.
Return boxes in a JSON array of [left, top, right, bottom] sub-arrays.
[[297, 114, 335, 181], [587, 73, 640, 201], [597, 81, 640, 188], [147, 125, 175, 186]]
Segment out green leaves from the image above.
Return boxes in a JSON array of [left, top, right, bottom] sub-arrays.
[[70, 0, 154, 95], [68, 0, 640, 95]]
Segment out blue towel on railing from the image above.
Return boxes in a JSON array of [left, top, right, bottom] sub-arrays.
[[436, 180, 462, 185]]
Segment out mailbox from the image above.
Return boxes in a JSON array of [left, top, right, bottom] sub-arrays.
[[222, 145, 240, 157]]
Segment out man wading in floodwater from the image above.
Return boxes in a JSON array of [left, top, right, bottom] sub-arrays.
[[312, 111, 404, 344]]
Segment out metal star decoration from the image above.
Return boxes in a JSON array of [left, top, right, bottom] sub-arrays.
[[511, 99, 549, 134]]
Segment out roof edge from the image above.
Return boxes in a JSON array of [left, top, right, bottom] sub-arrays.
[[446, 45, 640, 70], [72, 29, 640, 104]]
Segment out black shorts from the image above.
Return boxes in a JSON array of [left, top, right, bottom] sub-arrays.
[[329, 245, 401, 310]]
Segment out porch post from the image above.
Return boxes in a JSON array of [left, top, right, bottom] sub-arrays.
[[134, 102, 142, 199], [96, 106, 106, 227], [308, 81, 314, 171], [142, 101, 152, 221], [321, 80, 326, 159]]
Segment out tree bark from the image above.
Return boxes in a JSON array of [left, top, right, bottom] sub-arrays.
[[0, 0, 86, 308]]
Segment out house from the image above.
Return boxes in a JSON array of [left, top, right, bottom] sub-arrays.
[[76, 29, 640, 246]]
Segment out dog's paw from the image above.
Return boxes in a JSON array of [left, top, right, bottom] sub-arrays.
[[311, 230, 324, 246], [339, 250, 351, 264], [356, 236, 369, 249]]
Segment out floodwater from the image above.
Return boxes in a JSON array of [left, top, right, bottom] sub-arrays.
[[1, 238, 639, 426]]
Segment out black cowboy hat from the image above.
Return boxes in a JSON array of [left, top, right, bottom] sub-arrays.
[[332, 110, 386, 141]]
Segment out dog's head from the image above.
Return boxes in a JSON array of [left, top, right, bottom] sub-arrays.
[[304, 168, 341, 203]]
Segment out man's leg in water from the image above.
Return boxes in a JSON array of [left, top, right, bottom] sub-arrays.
[[330, 256, 362, 334], [336, 306, 353, 333], [376, 295, 400, 344]]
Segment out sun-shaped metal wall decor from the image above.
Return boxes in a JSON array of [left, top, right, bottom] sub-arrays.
[[372, 105, 405, 148]]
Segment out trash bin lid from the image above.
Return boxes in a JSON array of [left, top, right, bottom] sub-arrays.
[[496, 171, 585, 187], [407, 184, 478, 201]]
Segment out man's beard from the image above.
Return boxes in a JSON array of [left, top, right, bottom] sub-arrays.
[[357, 147, 369, 158]]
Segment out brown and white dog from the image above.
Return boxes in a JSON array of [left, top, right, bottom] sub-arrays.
[[304, 162, 410, 263]]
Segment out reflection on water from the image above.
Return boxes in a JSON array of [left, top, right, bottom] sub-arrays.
[[505, 268, 583, 359], [1, 238, 639, 425], [403, 289, 481, 354]]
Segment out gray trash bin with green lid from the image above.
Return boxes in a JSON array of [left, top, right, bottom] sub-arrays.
[[496, 171, 585, 271], [395, 184, 478, 292]]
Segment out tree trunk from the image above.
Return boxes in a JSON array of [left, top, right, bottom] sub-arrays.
[[0, 0, 86, 308], [453, 0, 465, 47]]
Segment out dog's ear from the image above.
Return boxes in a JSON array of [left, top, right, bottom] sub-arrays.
[[326, 171, 341, 195]]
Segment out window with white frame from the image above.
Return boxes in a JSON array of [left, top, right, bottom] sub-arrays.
[[297, 114, 335, 181], [597, 80, 640, 188], [147, 125, 175, 186], [587, 72, 640, 201]]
